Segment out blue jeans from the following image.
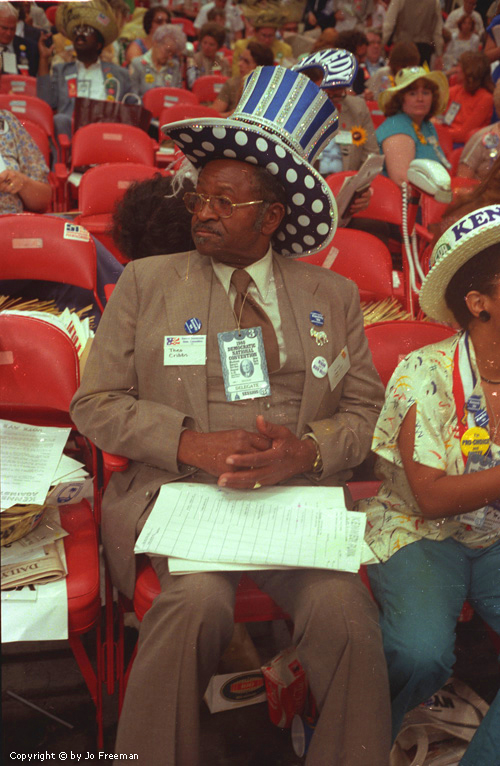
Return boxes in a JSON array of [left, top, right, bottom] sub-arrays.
[[367, 537, 500, 765]]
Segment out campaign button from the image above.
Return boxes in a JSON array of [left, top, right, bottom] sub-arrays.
[[460, 426, 490, 456], [311, 356, 328, 378], [310, 311, 324, 327], [184, 317, 202, 334]]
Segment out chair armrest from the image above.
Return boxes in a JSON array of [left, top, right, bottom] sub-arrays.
[[102, 452, 129, 473]]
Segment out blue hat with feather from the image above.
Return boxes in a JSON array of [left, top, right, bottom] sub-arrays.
[[162, 66, 339, 257]]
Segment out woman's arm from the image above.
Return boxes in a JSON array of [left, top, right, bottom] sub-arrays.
[[381, 133, 416, 186], [0, 168, 51, 212], [125, 40, 145, 66], [456, 162, 477, 179], [398, 404, 500, 518]]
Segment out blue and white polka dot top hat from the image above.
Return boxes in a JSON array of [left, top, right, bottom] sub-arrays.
[[162, 66, 339, 257]]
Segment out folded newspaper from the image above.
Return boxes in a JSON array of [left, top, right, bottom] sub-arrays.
[[1, 537, 67, 590]]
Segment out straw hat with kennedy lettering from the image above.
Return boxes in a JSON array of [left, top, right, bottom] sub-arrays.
[[56, 0, 118, 48], [419, 205, 500, 323]]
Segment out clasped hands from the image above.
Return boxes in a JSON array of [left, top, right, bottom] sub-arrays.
[[177, 415, 317, 490]]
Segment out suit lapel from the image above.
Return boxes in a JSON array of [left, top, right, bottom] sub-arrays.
[[275, 255, 337, 434], [161, 252, 215, 432]]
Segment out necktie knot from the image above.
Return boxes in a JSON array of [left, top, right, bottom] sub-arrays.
[[231, 268, 252, 295]]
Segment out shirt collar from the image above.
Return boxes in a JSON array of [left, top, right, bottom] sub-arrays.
[[211, 246, 274, 301], [76, 58, 102, 74]]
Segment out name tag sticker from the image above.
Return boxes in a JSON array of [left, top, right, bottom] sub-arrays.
[[217, 327, 271, 402], [164, 335, 206, 366], [443, 101, 461, 126], [335, 130, 353, 145], [327, 345, 350, 391]]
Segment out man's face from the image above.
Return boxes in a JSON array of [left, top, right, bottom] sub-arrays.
[[0, 15, 16, 46], [366, 33, 382, 62], [464, 0, 476, 13], [255, 27, 276, 48], [73, 24, 102, 57], [191, 159, 270, 268], [325, 86, 346, 111]]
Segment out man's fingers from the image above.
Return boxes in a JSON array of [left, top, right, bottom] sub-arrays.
[[226, 449, 273, 469]]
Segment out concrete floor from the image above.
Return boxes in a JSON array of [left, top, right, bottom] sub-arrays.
[[2, 615, 499, 764]]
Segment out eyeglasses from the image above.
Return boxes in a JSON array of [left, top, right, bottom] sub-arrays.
[[183, 192, 265, 218], [73, 25, 96, 37]]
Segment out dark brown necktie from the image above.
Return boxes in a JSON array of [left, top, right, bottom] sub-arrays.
[[231, 268, 280, 373]]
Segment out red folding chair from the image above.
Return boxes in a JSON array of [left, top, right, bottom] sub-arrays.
[[142, 86, 199, 119], [0, 313, 104, 746], [298, 227, 395, 304], [0, 93, 62, 163], [365, 99, 386, 128], [96, 451, 291, 710], [74, 163, 167, 263], [192, 74, 228, 103], [0, 213, 104, 316], [55, 122, 156, 211], [0, 73, 37, 96], [364, 319, 456, 387], [170, 16, 196, 37]]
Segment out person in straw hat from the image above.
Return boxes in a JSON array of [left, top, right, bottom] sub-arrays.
[[357, 205, 500, 763], [71, 64, 391, 764], [231, 0, 294, 75], [36, 0, 131, 141], [376, 64, 450, 186]]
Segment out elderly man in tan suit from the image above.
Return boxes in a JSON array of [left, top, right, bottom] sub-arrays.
[[71, 66, 390, 765]]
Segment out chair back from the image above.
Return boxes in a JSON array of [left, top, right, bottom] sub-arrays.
[[0, 93, 55, 140], [420, 176, 480, 229], [298, 228, 394, 303], [0, 213, 103, 312], [160, 103, 220, 131], [0, 74, 37, 96], [364, 320, 456, 387], [170, 17, 196, 37], [191, 74, 228, 103], [18, 117, 51, 165], [326, 171, 403, 226], [78, 163, 163, 217], [0, 313, 80, 426], [70, 122, 155, 170], [365, 99, 385, 128], [142, 87, 199, 118]]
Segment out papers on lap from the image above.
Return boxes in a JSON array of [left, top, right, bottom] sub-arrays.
[[135, 484, 366, 574]]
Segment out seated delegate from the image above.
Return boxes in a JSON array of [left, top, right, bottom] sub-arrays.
[[358, 206, 500, 764], [0, 109, 51, 214], [376, 65, 450, 185]]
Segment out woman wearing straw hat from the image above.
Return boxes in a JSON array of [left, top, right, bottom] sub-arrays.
[[376, 65, 449, 186], [357, 206, 500, 764]]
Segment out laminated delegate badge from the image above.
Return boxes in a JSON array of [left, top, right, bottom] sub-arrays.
[[217, 328, 271, 402]]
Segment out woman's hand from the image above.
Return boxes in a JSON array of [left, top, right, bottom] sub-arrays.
[[0, 168, 25, 196]]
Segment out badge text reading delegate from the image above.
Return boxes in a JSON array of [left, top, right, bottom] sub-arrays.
[[217, 328, 271, 402]]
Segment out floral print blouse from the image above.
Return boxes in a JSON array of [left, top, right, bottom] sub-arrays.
[[0, 110, 49, 215], [357, 333, 500, 562]]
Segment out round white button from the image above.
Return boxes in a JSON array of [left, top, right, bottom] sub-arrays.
[[311, 356, 328, 378]]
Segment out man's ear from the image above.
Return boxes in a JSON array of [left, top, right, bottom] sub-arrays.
[[465, 289, 488, 320], [260, 202, 285, 236]]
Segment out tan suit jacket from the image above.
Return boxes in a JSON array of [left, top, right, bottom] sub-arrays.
[[338, 95, 380, 172], [70, 250, 383, 597]]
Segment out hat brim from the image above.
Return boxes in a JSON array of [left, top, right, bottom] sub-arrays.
[[378, 71, 449, 116], [419, 220, 500, 323], [163, 117, 338, 257], [56, 2, 118, 48]]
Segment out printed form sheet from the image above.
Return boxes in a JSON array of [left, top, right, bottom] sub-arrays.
[[135, 484, 366, 573]]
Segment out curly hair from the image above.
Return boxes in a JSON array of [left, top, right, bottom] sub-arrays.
[[388, 42, 420, 75], [459, 51, 493, 94], [383, 78, 441, 119], [246, 41, 275, 67], [152, 23, 187, 54], [457, 12, 476, 32], [198, 22, 225, 49], [143, 5, 171, 35], [111, 174, 195, 260]]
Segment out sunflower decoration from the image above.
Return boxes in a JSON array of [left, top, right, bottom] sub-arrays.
[[350, 126, 367, 146]]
